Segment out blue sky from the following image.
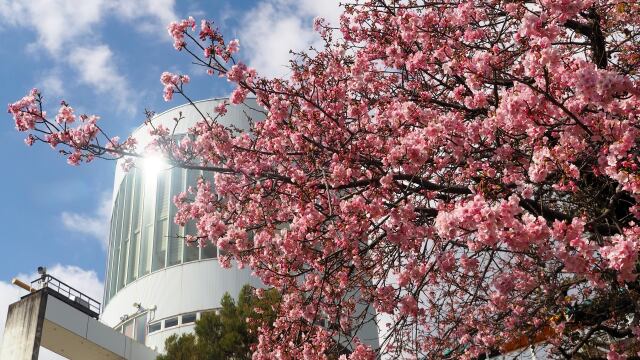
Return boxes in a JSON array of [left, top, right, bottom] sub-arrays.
[[0, 0, 342, 331]]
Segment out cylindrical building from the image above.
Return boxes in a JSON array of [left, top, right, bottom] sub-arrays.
[[101, 98, 379, 354], [100, 99, 264, 352]]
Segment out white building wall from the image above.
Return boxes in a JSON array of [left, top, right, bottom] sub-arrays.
[[111, 98, 260, 197], [101, 259, 262, 352], [101, 99, 264, 353]]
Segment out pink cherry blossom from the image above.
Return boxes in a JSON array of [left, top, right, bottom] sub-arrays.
[[214, 101, 228, 115], [227, 39, 240, 54], [160, 71, 190, 102], [9, 1, 640, 358], [55, 103, 75, 124], [167, 16, 195, 50]]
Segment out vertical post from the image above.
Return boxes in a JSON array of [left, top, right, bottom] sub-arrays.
[[0, 291, 47, 360]]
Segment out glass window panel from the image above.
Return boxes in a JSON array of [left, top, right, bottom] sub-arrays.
[[202, 170, 216, 192], [148, 322, 161, 334], [168, 168, 184, 266], [116, 176, 131, 290], [119, 174, 136, 290], [106, 214, 118, 302], [201, 241, 216, 259], [139, 164, 157, 277], [117, 189, 130, 290], [131, 170, 142, 231], [142, 169, 157, 229], [117, 170, 140, 286], [181, 313, 197, 325], [111, 191, 124, 293], [186, 169, 201, 192], [127, 231, 139, 284], [135, 313, 147, 344], [168, 235, 183, 266], [183, 169, 202, 262], [139, 225, 153, 277], [117, 238, 128, 291], [110, 246, 120, 297], [152, 218, 168, 271], [164, 317, 178, 328], [121, 175, 132, 247], [157, 170, 170, 218], [183, 220, 199, 262]]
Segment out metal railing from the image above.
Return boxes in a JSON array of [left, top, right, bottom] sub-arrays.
[[31, 274, 101, 315]]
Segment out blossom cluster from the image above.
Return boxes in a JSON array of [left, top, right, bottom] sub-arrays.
[[167, 16, 195, 50], [160, 71, 190, 102], [10, 0, 640, 358]]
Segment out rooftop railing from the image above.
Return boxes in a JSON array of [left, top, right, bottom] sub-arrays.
[[31, 274, 101, 317]]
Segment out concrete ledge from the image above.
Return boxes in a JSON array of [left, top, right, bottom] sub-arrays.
[[1, 290, 157, 360]]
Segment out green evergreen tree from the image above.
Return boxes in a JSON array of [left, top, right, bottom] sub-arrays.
[[158, 333, 199, 360], [157, 285, 280, 360]]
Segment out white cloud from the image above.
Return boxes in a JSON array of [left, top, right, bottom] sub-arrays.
[[0, 0, 177, 111], [61, 192, 112, 250], [0, 264, 103, 359], [37, 72, 65, 98], [0, 0, 105, 55], [109, 0, 176, 34], [295, 0, 344, 22], [67, 45, 133, 112], [0, 0, 176, 55], [239, 0, 342, 78], [0, 281, 21, 331], [39, 264, 104, 301]]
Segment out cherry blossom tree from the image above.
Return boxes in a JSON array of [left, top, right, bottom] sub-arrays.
[[8, 0, 640, 358]]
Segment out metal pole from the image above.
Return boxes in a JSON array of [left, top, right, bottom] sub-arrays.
[[11, 278, 35, 293]]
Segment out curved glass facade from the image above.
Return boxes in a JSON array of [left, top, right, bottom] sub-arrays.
[[104, 166, 217, 305]]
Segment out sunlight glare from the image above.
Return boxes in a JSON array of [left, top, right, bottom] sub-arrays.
[[141, 154, 167, 179]]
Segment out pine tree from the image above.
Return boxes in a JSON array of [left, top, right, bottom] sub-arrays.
[[158, 285, 279, 360]]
